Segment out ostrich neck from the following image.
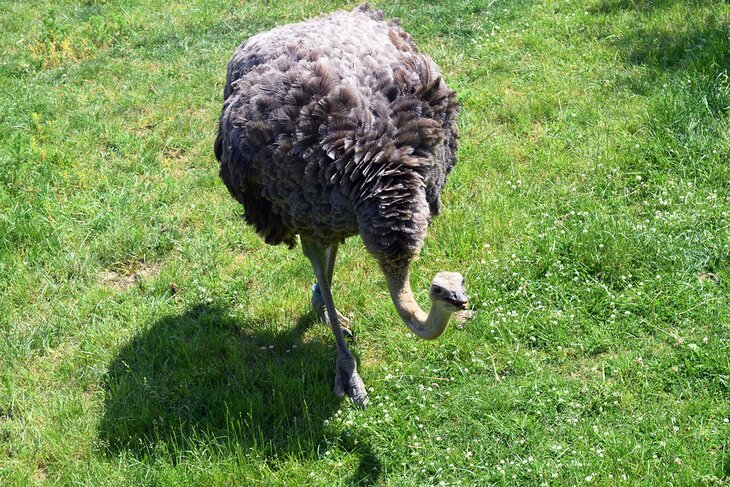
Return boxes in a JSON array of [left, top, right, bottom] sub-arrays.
[[383, 268, 452, 340]]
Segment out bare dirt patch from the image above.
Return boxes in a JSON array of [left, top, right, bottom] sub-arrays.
[[698, 272, 717, 283], [99, 261, 161, 290]]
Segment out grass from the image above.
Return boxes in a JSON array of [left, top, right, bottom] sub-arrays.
[[1, 0, 729, 484]]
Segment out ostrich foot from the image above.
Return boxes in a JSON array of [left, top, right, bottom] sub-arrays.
[[312, 284, 354, 339], [334, 355, 369, 409]]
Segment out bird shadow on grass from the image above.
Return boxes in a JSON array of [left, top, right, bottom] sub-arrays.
[[98, 304, 380, 485]]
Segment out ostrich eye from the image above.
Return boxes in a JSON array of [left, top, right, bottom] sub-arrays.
[[431, 285, 444, 294]]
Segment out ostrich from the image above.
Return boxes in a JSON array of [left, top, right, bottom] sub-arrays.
[[215, 5, 469, 408]]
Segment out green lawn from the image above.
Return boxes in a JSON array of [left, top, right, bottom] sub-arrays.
[[1, 0, 729, 485]]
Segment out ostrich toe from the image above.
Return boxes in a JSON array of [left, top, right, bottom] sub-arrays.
[[335, 355, 369, 409]]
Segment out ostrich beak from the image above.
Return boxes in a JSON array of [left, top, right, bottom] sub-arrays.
[[446, 290, 469, 310]]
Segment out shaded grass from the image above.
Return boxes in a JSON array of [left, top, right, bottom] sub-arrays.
[[1, 0, 729, 485]]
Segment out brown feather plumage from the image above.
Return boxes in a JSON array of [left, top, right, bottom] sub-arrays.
[[215, 4, 459, 264]]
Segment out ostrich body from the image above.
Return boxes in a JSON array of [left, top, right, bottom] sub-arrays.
[[215, 5, 468, 408]]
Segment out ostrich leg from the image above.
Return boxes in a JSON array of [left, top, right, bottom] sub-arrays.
[[301, 237, 369, 409], [311, 241, 353, 338], [326, 240, 338, 284]]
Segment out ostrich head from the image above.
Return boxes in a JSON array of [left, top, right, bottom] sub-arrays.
[[429, 271, 469, 312], [384, 267, 470, 340]]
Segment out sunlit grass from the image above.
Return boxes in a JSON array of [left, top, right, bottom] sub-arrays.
[[1, 0, 729, 485]]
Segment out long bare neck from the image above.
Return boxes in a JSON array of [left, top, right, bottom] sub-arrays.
[[383, 267, 453, 340]]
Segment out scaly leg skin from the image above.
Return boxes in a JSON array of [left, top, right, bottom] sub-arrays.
[[333, 353, 368, 406], [311, 241, 353, 338], [301, 237, 369, 409], [312, 284, 354, 339]]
